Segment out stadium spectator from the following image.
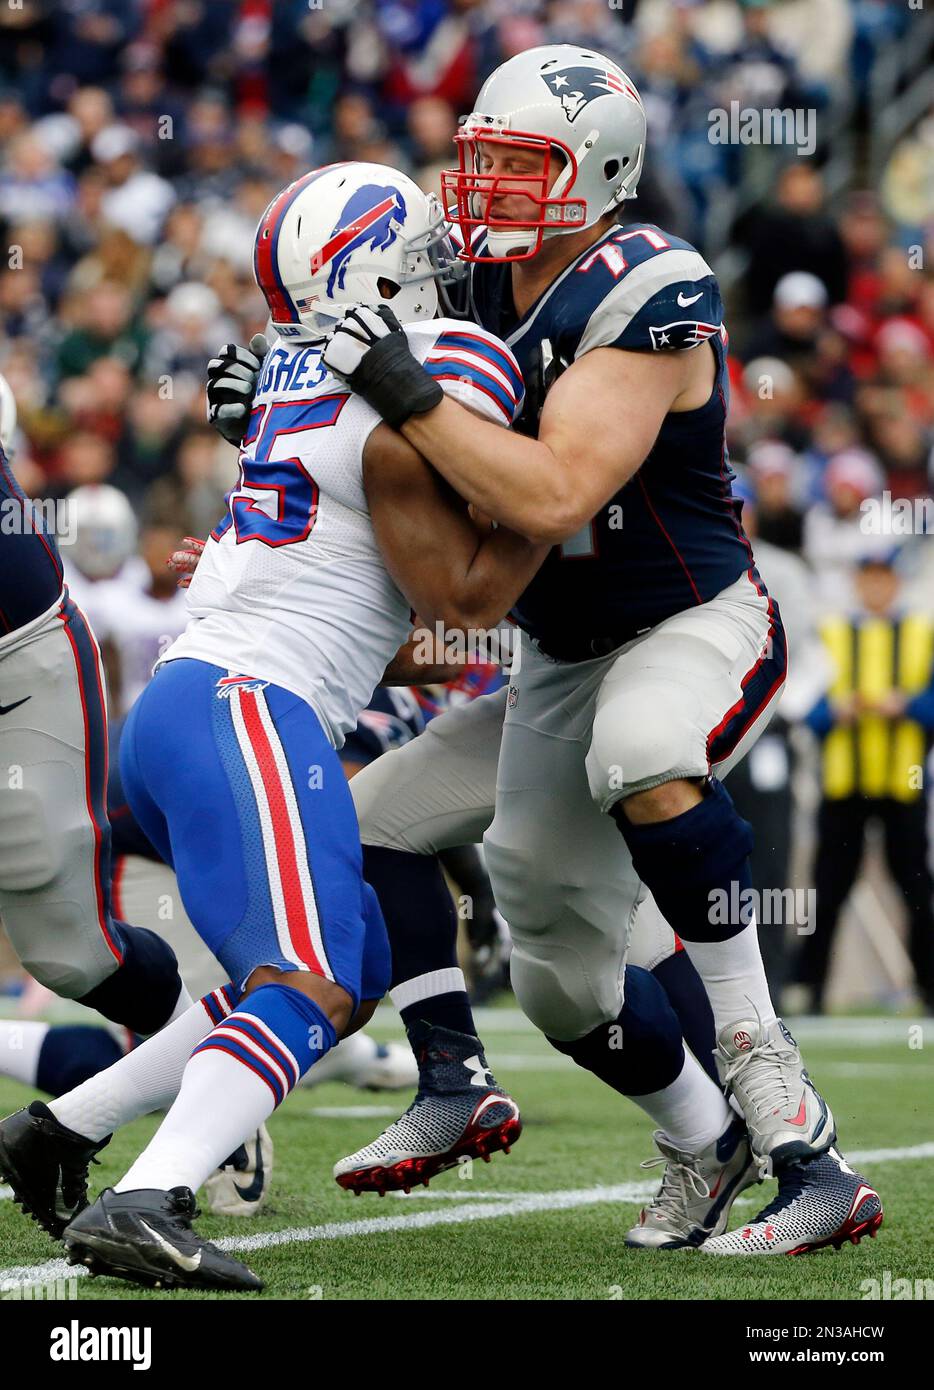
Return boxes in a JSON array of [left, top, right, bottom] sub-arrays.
[[797, 553, 934, 1013]]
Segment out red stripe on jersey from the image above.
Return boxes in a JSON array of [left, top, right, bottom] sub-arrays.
[[428, 372, 513, 424]]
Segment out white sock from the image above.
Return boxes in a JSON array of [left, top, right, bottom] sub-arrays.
[[49, 987, 234, 1141], [630, 1049, 731, 1153], [0, 1020, 49, 1087], [681, 918, 776, 1034], [164, 984, 195, 1026], [115, 1046, 277, 1194]]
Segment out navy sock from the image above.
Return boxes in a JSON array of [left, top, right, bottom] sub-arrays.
[[362, 844, 477, 1037], [652, 950, 719, 1085], [36, 1025, 128, 1098], [615, 779, 756, 944], [548, 964, 685, 1097]]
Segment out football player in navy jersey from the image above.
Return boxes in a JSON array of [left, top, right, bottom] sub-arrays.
[[315, 48, 882, 1255], [0, 375, 193, 1236]]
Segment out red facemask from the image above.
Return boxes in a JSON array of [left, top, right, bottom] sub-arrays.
[[440, 125, 587, 263]]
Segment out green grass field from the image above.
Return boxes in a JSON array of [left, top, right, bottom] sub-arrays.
[[1, 1010, 931, 1301]]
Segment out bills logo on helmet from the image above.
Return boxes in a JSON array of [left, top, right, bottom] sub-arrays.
[[541, 64, 642, 123], [310, 185, 408, 295], [649, 320, 721, 350]]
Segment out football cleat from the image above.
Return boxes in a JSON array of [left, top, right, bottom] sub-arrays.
[[700, 1147, 883, 1255], [716, 1010, 835, 1171], [203, 1124, 273, 1218], [64, 1186, 263, 1291], [333, 1023, 521, 1194], [302, 1032, 418, 1091], [625, 1115, 761, 1249], [0, 1101, 110, 1239]]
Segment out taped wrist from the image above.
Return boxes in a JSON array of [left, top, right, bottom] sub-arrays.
[[348, 332, 443, 429]]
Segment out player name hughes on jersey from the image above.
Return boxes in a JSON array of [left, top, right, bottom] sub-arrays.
[[163, 319, 524, 746], [469, 221, 757, 651]]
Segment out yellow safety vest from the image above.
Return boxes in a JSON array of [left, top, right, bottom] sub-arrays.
[[820, 613, 933, 802]]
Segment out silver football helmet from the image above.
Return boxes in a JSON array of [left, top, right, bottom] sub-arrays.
[[442, 45, 646, 261]]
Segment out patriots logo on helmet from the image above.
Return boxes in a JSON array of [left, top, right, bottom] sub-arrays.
[[649, 320, 720, 351], [540, 64, 641, 124], [310, 184, 408, 296]]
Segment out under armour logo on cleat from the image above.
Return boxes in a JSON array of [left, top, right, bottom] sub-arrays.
[[464, 1055, 494, 1088]]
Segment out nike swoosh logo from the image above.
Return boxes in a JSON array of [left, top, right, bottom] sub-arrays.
[[0, 697, 30, 716], [233, 1136, 266, 1202], [139, 1219, 203, 1272], [785, 1098, 809, 1127], [677, 291, 703, 308]]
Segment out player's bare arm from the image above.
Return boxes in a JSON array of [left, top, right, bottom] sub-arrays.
[[363, 422, 549, 628], [398, 342, 716, 544]]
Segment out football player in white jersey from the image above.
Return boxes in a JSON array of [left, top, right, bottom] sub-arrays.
[[0, 164, 548, 1291]]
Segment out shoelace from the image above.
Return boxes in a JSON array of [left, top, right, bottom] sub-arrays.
[[59, 1151, 102, 1208], [639, 1151, 711, 1227]]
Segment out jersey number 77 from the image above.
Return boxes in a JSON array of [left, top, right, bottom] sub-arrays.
[[211, 394, 349, 547]]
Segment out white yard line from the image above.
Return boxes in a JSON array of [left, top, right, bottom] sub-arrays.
[[1, 1142, 931, 1291]]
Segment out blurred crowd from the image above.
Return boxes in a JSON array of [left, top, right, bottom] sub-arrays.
[[1, 0, 933, 1010]]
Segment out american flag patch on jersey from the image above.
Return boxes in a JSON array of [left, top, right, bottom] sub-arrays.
[[424, 330, 525, 426]]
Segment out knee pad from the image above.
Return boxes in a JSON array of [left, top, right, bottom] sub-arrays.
[[548, 964, 684, 1096], [586, 683, 706, 810], [77, 923, 184, 1036], [619, 778, 755, 944]]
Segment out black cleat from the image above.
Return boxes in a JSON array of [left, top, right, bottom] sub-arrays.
[[0, 1102, 110, 1238], [64, 1186, 264, 1292]]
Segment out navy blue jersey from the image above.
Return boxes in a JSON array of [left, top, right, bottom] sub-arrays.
[[468, 222, 756, 646], [340, 685, 426, 768], [0, 445, 64, 634]]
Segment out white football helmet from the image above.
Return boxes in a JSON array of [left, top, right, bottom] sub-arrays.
[[65, 483, 138, 579], [442, 45, 646, 261], [0, 373, 16, 455], [253, 162, 465, 339]]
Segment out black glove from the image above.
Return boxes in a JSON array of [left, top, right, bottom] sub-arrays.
[[206, 334, 269, 446], [322, 305, 443, 430]]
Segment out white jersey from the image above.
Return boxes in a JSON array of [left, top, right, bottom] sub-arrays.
[[162, 318, 525, 746]]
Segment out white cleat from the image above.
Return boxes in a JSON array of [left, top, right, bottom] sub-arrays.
[[716, 1011, 835, 1173], [701, 1147, 883, 1255], [625, 1115, 762, 1249], [204, 1124, 273, 1217]]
